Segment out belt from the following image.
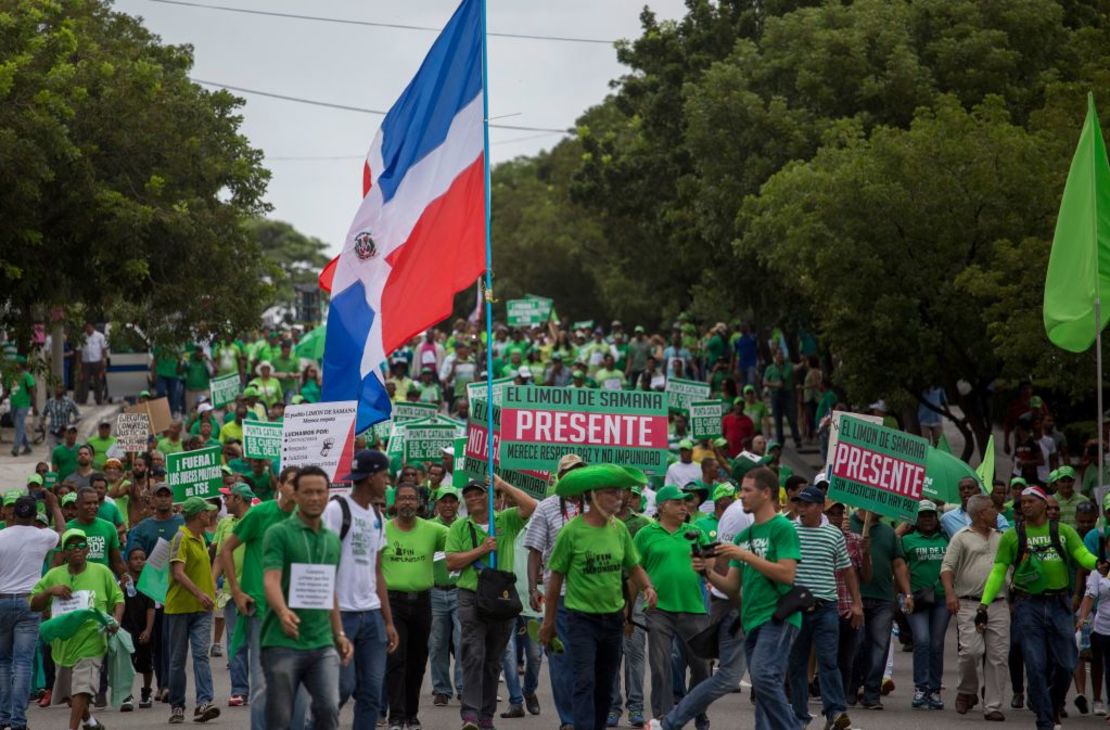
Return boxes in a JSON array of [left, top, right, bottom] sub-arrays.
[[388, 590, 429, 601], [1013, 588, 1069, 600], [0, 593, 30, 600], [959, 595, 1004, 603], [433, 585, 457, 591]]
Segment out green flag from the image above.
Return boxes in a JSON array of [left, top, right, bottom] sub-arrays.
[[1044, 93, 1110, 352]]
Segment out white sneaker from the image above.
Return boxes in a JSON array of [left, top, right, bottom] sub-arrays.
[[1096, 700, 1107, 716], [648, 720, 663, 730]]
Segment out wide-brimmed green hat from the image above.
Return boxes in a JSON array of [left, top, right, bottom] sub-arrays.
[[554, 464, 641, 498], [620, 467, 648, 486]]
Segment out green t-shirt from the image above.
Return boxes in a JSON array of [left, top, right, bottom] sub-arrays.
[[983, 520, 1095, 601], [697, 515, 720, 542], [97, 500, 123, 528], [548, 516, 639, 614], [84, 436, 117, 470], [166, 525, 216, 615], [183, 356, 211, 390], [7, 371, 34, 409], [730, 514, 802, 632], [382, 518, 448, 592], [594, 368, 627, 391], [300, 379, 322, 403], [900, 530, 948, 596], [431, 515, 460, 587], [213, 514, 245, 580], [52, 443, 80, 480], [444, 508, 527, 592], [66, 517, 119, 568], [156, 437, 184, 456], [763, 362, 794, 391], [622, 512, 651, 538], [213, 343, 242, 376], [743, 401, 770, 434], [232, 500, 293, 607], [850, 513, 904, 601], [243, 468, 275, 502], [633, 522, 707, 614], [249, 376, 283, 408], [261, 517, 342, 651], [152, 347, 182, 379], [815, 390, 837, 423], [33, 563, 124, 666], [271, 354, 300, 377]]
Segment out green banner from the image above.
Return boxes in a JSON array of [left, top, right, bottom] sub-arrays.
[[166, 445, 223, 502], [44, 472, 58, 490], [243, 421, 283, 461], [370, 419, 393, 447], [393, 402, 438, 424], [571, 320, 594, 331], [827, 415, 929, 523], [462, 400, 550, 499], [466, 376, 514, 406], [689, 399, 725, 440], [506, 296, 554, 327], [498, 385, 669, 473], [209, 373, 241, 408], [665, 377, 710, 416], [402, 422, 457, 465]]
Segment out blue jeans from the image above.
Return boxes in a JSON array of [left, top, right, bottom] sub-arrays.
[[262, 646, 340, 730], [662, 601, 746, 730], [609, 596, 646, 717], [246, 613, 308, 730], [788, 601, 845, 725], [852, 597, 894, 704], [907, 600, 950, 693], [566, 610, 624, 730], [550, 598, 576, 725], [771, 389, 800, 446], [341, 609, 388, 730], [0, 598, 39, 728], [224, 603, 249, 697], [746, 620, 798, 730], [10, 407, 29, 452], [155, 375, 182, 415], [429, 587, 463, 697], [501, 617, 541, 705], [1014, 594, 1076, 730], [165, 611, 214, 708]]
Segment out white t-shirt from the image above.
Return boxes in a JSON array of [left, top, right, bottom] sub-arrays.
[[81, 330, 108, 363], [665, 461, 702, 488], [322, 495, 387, 612], [1086, 571, 1110, 636], [0, 526, 60, 593], [1037, 435, 1057, 484], [710, 500, 754, 600]]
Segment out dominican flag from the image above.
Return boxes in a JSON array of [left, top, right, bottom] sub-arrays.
[[320, 0, 486, 432]]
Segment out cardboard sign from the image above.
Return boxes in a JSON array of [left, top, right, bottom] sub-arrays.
[[402, 422, 457, 465], [281, 401, 358, 483], [115, 412, 151, 452], [665, 378, 710, 416], [125, 397, 171, 435], [827, 415, 929, 523], [287, 563, 337, 610], [466, 376, 514, 407], [52, 590, 94, 617], [243, 421, 283, 461], [506, 296, 553, 327], [690, 400, 725, 440], [393, 402, 438, 424], [209, 373, 241, 408], [498, 386, 669, 473], [462, 400, 550, 498], [166, 445, 223, 502]]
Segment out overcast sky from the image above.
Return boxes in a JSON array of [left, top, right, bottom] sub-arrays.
[[112, 0, 688, 254]]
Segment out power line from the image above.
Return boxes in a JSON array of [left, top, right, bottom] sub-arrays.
[[144, 0, 617, 44], [266, 131, 565, 161], [191, 78, 571, 133]]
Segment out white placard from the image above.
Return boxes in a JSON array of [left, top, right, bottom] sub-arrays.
[[145, 537, 171, 571], [281, 401, 358, 482], [115, 412, 152, 452], [52, 589, 93, 616], [287, 563, 336, 610]]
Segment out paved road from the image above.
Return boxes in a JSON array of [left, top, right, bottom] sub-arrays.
[[28, 627, 1103, 730]]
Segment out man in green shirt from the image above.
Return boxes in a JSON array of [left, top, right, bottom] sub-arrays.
[[270, 341, 300, 393], [156, 420, 185, 456], [213, 482, 255, 704], [183, 344, 213, 416], [741, 384, 770, 436], [60, 488, 124, 577], [429, 487, 463, 705], [594, 353, 626, 391], [261, 465, 352, 730], [84, 420, 117, 470], [32, 528, 124, 730], [52, 425, 81, 480], [763, 349, 801, 449], [979, 485, 1101, 730], [634, 485, 710, 725], [698, 466, 800, 730], [445, 476, 536, 730], [4, 356, 35, 456], [1050, 466, 1087, 529]]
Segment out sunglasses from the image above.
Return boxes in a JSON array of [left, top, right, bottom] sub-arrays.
[[65, 542, 88, 550]]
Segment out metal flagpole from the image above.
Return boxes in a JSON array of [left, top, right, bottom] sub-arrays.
[[480, 0, 497, 568]]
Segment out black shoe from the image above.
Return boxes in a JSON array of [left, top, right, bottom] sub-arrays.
[[1011, 692, 1024, 709], [524, 693, 540, 716], [861, 701, 884, 710], [500, 704, 524, 719], [1077, 695, 1090, 715], [433, 693, 449, 706], [94, 692, 107, 708], [140, 687, 153, 708], [194, 703, 220, 723]]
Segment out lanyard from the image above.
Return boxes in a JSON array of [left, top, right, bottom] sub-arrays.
[[300, 530, 324, 565]]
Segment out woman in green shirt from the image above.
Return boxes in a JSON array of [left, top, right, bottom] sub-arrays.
[[247, 361, 283, 409], [900, 500, 950, 710], [539, 464, 657, 730], [299, 364, 322, 403]]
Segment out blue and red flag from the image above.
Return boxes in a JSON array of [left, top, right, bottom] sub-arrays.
[[320, 0, 486, 432]]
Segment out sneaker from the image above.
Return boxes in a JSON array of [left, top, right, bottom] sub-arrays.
[[388, 725, 403, 730], [434, 693, 450, 707], [169, 707, 185, 724], [1097, 700, 1107, 716], [94, 692, 107, 708], [228, 695, 246, 707], [83, 720, 106, 730], [121, 693, 134, 712], [194, 703, 220, 723], [1078, 695, 1091, 715], [629, 713, 646, 728], [606, 711, 620, 727], [407, 722, 422, 730], [825, 713, 852, 730], [524, 693, 540, 716], [500, 705, 524, 719], [140, 688, 153, 708], [210, 643, 222, 657], [912, 690, 928, 709], [881, 677, 895, 695], [927, 692, 944, 710], [860, 700, 884, 710], [461, 718, 480, 730], [159, 688, 170, 703], [38, 688, 52, 707], [648, 721, 664, 730], [1011, 692, 1024, 709]]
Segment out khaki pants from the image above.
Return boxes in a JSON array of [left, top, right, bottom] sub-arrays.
[[957, 598, 1009, 713]]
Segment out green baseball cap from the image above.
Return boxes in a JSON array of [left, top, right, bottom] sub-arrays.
[[242, 386, 261, 398], [683, 480, 710, 496], [713, 437, 729, 448], [138, 389, 151, 398], [3, 489, 24, 506], [654, 485, 685, 504], [1056, 465, 1077, 481], [435, 486, 461, 501], [630, 485, 644, 497], [219, 483, 256, 501], [27, 474, 43, 487], [743, 385, 755, 394], [1046, 468, 1059, 484], [733, 397, 744, 406], [677, 439, 695, 450], [61, 528, 87, 547], [181, 496, 219, 519], [917, 499, 939, 514], [766, 440, 782, 451], [711, 483, 736, 502], [61, 492, 78, 506], [1010, 477, 1028, 488]]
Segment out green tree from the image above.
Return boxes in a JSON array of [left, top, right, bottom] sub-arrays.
[[249, 218, 332, 316], [0, 0, 271, 347]]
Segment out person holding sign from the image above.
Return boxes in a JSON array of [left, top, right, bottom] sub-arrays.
[[539, 464, 657, 730], [262, 466, 353, 730], [31, 528, 124, 730], [165, 497, 220, 724]]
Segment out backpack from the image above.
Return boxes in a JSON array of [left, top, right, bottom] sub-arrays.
[[1014, 520, 1072, 591], [329, 494, 381, 543]]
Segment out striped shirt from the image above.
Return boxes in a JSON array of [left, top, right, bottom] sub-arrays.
[[794, 523, 851, 602], [523, 495, 581, 593]]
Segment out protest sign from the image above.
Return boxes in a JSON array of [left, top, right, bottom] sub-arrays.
[[43, 472, 57, 490], [125, 397, 171, 434], [506, 296, 554, 327], [571, 320, 594, 331], [243, 421, 283, 461], [166, 445, 223, 502], [115, 412, 151, 452], [369, 419, 393, 446], [823, 411, 883, 474], [281, 401, 358, 483], [393, 402, 438, 424], [498, 386, 669, 473], [209, 373, 240, 408], [689, 400, 725, 440], [665, 378, 710, 416], [451, 436, 467, 487], [466, 376, 513, 406], [402, 422, 457, 465], [827, 415, 929, 523], [461, 400, 550, 498]]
